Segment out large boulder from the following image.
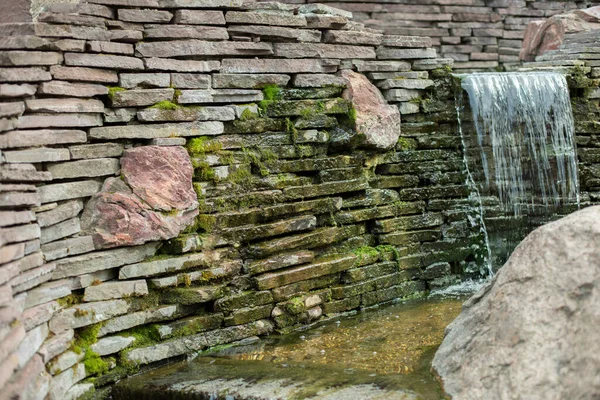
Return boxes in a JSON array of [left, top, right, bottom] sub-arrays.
[[341, 70, 401, 151], [520, 6, 600, 61], [432, 206, 600, 400], [81, 146, 198, 249]]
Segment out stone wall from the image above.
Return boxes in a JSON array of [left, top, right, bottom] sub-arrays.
[[270, 0, 600, 70], [0, 1, 489, 398]]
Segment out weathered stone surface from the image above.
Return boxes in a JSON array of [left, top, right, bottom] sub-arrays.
[[51, 243, 157, 279], [69, 143, 124, 160], [248, 250, 315, 275], [123, 320, 271, 366], [433, 206, 600, 400], [144, 57, 220, 72], [159, 0, 243, 7], [382, 35, 433, 48], [17, 113, 102, 129], [144, 25, 229, 40], [379, 79, 434, 90], [38, 329, 73, 364], [111, 88, 174, 107], [47, 158, 120, 180], [98, 305, 178, 337], [38, 81, 108, 97], [227, 25, 321, 43], [120, 249, 227, 279], [87, 41, 134, 55], [64, 52, 144, 70], [212, 73, 289, 89], [324, 30, 382, 46], [84, 279, 148, 301], [520, 7, 600, 61], [40, 218, 80, 244], [0, 67, 52, 82], [274, 43, 375, 59], [82, 146, 198, 249], [3, 147, 70, 163], [293, 73, 346, 88], [89, 121, 224, 139], [225, 11, 306, 27], [48, 362, 86, 400], [120, 73, 170, 89], [136, 40, 271, 58], [137, 106, 235, 122], [41, 236, 95, 261], [256, 254, 356, 290], [179, 89, 262, 104], [341, 70, 401, 150], [104, 107, 137, 123], [0, 102, 24, 119], [0, 83, 37, 97], [0, 164, 52, 182], [174, 10, 225, 25], [0, 51, 62, 67], [25, 98, 104, 113], [91, 336, 135, 357], [221, 58, 338, 74], [170, 73, 211, 89], [118, 9, 173, 23], [49, 299, 129, 333], [24, 279, 71, 308], [50, 65, 118, 83], [298, 3, 352, 18]]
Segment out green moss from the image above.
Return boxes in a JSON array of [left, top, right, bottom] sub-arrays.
[[376, 244, 401, 263], [84, 349, 109, 376], [174, 88, 182, 102], [119, 324, 161, 349], [188, 137, 223, 155], [196, 214, 216, 233], [284, 297, 306, 315], [150, 100, 179, 110], [194, 161, 216, 182], [239, 107, 259, 121], [397, 137, 418, 151], [353, 246, 380, 263], [262, 84, 282, 101], [56, 293, 82, 308], [107, 86, 125, 100]]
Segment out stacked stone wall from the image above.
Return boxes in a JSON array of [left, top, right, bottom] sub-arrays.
[[0, 1, 489, 398], [271, 0, 600, 70]]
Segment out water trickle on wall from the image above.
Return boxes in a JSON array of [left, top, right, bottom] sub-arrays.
[[456, 72, 581, 270], [461, 72, 580, 215]]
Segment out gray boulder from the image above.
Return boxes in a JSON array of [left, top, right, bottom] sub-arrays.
[[433, 205, 600, 400]]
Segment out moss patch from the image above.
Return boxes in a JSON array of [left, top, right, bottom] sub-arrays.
[[107, 86, 125, 100], [150, 100, 180, 110]]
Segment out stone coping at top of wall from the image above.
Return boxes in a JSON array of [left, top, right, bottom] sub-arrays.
[[270, 0, 600, 70]]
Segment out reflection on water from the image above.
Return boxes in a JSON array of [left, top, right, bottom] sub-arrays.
[[114, 298, 465, 400], [231, 298, 463, 375]]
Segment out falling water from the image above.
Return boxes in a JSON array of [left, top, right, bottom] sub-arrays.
[[459, 72, 580, 216], [453, 72, 580, 275]]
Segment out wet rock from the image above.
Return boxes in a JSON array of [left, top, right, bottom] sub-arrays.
[[433, 206, 600, 400], [341, 70, 401, 150], [520, 6, 600, 61], [81, 146, 198, 249]]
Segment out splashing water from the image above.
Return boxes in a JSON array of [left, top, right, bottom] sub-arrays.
[[459, 72, 580, 217]]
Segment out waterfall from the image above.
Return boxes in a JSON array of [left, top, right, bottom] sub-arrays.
[[455, 72, 580, 273], [459, 72, 580, 216]]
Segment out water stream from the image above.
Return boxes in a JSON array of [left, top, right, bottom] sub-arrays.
[[113, 298, 464, 400], [456, 72, 580, 271]]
